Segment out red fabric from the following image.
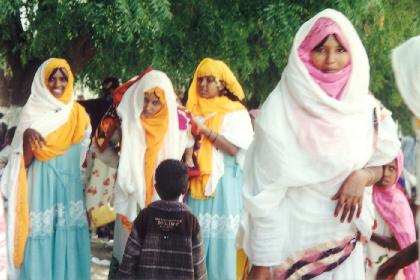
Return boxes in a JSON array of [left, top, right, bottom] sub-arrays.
[[112, 67, 154, 105]]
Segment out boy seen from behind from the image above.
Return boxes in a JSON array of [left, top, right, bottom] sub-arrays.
[[117, 159, 207, 280]]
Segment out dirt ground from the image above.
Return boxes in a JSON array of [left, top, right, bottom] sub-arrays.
[[91, 236, 113, 280]]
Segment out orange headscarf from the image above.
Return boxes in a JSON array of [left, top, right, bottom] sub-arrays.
[[187, 58, 246, 199], [14, 58, 89, 267], [140, 87, 168, 205]]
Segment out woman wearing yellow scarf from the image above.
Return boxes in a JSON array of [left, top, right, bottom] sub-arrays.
[[186, 58, 254, 280], [108, 69, 194, 278], [0, 58, 91, 279]]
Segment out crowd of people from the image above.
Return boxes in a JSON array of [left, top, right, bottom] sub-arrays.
[[0, 8, 419, 280]]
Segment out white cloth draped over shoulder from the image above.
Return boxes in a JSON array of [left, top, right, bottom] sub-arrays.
[[0, 59, 91, 279], [392, 35, 420, 119], [237, 9, 400, 267], [114, 70, 185, 222]]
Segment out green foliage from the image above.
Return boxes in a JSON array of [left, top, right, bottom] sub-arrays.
[[0, 0, 419, 134]]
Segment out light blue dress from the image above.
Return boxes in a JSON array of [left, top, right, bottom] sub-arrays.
[[20, 143, 91, 280], [187, 154, 243, 280]]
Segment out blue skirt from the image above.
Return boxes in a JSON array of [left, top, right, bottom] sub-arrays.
[[20, 143, 91, 280], [187, 154, 243, 280]]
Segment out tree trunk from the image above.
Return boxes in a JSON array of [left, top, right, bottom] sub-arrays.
[[0, 37, 95, 107]]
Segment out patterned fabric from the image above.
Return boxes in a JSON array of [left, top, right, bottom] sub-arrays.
[[196, 213, 240, 238], [273, 234, 359, 280], [117, 201, 207, 280], [19, 143, 91, 280], [29, 201, 86, 236]]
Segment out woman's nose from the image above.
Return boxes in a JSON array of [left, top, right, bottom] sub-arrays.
[[326, 52, 336, 64]]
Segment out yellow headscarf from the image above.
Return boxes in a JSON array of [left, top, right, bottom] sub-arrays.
[[14, 58, 90, 267], [43, 58, 74, 104], [187, 58, 246, 199], [140, 87, 168, 206]]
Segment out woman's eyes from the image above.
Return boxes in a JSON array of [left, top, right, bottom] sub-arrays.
[[198, 76, 215, 83], [152, 100, 160, 106], [337, 47, 346, 53], [48, 77, 67, 82], [313, 46, 347, 53], [314, 46, 325, 53]]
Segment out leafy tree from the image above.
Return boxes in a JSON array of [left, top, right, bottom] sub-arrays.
[[1, 0, 419, 133]]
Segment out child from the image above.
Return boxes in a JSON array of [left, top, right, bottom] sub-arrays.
[[117, 159, 207, 280], [365, 151, 418, 279]]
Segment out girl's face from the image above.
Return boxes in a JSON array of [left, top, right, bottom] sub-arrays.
[[197, 75, 220, 99], [377, 159, 398, 188], [142, 90, 163, 118], [310, 35, 350, 73], [47, 68, 68, 98]]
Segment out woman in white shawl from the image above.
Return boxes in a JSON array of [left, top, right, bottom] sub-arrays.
[[375, 35, 420, 279], [237, 9, 400, 279], [109, 70, 194, 278]]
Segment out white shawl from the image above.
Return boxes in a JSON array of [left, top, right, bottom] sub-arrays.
[[0, 58, 90, 279], [241, 9, 400, 237], [392, 35, 420, 118], [114, 70, 183, 222]]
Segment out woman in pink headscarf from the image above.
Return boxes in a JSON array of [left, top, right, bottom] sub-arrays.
[[366, 151, 418, 279], [237, 9, 400, 279]]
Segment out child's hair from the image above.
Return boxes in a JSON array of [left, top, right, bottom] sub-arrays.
[[155, 159, 189, 200]]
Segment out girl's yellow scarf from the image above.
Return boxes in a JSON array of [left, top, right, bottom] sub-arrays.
[[140, 87, 168, 206], [14, 59, 90, 267], [187, 58, 245, 199]]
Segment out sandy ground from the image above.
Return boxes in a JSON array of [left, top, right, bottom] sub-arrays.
[[91, 236, 113, 280]]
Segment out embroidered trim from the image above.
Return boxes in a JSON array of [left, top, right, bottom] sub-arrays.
[[197, 213, 240, 237], [29, 200, 88, 237]]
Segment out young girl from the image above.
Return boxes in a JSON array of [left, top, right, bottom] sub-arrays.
[[366, 151, 418, 279]]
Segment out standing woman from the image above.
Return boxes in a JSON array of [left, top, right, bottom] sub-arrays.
[[237, 9, 400, 279], [109, 70, 193, 277], [186, 58, 254, 280], [85, 68, 153, 228], [0, 58, 91, 279]]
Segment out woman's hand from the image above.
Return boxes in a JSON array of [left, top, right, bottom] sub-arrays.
[[23, 128, 46, 150], [23, 128, 45, 167], [331, 169, 370, 223], [190, 115, 207, 134]]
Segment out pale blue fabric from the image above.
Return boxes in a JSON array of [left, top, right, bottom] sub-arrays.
[[20, 143, 91, 280], [187, 155, 243, 280]]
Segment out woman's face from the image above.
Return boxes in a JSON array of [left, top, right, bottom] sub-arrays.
[[142, 90, 163, 118], [310, 35, 350, 73], [377, 159, 398, 188], [198, 75, 220, 99], [47, 68, 68, 98]]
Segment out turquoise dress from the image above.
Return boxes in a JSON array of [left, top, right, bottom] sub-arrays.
[[187, 154, 243, 280], [20, 143, 91, 280]]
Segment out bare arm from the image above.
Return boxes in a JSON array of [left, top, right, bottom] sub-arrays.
[[200, 126, 239, 156], [332, 166, 383, 223], [371, 233, 400, 251], [376, 241, 418, 280]]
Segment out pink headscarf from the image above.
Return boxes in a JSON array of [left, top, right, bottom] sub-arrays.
[[373, 151, 418, 280], [298, 17, 352, 100]]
